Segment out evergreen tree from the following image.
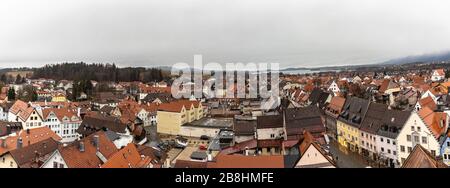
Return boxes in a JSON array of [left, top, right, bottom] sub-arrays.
[[15, 74, 22, 84], [7, 88, 15, 101], [445, 69, 450, 79], [32, 90, 38, 102], [0, 74, 6, 83], [72, 81, 79, 101]]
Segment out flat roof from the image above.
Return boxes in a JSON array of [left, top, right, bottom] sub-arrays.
[[184, 118, 233, 129]]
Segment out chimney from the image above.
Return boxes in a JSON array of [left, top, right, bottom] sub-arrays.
[[244, 147, 249, 156], [34, 151, 40, 163], [77, 107, 81, 117], [1, 138, 6, 148], [207, 150, 213, 161], [16, 137, 23, 149], [79, 141, 85, 152], [93, 135, 100, 150]]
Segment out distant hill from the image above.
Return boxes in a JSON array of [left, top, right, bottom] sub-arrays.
[[383, 51, 450, 65]]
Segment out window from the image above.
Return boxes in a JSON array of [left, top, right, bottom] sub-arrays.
[[422, 136, 427, 144], [380, 137, 384, 142], [393, 141, 396, 146], [444, 154, 448, 160], [447, 142, 450, 147], [417, 127, 421, 132], [414, 136, 420, 143], [10, 161, 13, 167], [411, 126, 414, 131], [270, 134, 275, 138], [406, 135, 411, 142], [407, 147, 412, 153], [388, 149, 391, 154], [53, 162, 58, 168], [431, 150, 436, 156], [393, 151, 397, 155], [361, 133, 364, 137], [362, 141, 365, 146], [387, 139, 390, 144], [59, 164, 64, 168], [381, 147, 385, 152]]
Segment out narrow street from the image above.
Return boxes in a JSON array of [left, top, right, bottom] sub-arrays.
[[328, 139, 370, 168]]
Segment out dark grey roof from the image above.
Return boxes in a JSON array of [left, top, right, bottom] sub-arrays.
[[284, 154, 300, 168], [377, 109, 411, 139], [77, 113, 127, 135], [233, 119, 256, 135], [142, 93, 173, 103], [99, 106, 115, 114], [256, 115, 283, 129], [308, 88, 322, 104], [285, 106, 325, 136], [338, 97, 370, 128], [190, 151, 207, 160], [360, 103, 388, 134], [104, 130, 120, 141], [9, 138, 60, 168], [308, 88, 331, 109]]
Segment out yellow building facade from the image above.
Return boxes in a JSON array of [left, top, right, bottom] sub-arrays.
[[156, 101, 204, 136], [156, 106, 187, 135], [337, 120, 360, 152], [51, 93, 67, 102]]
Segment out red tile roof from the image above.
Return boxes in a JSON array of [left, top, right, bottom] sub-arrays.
[[402, 144, 447, 168], [9, 100, 28, 115], [42, 108, 80, 123], [101, 143, 151, 168], [58, 131, 118, 168], [435, 69, 445, 76], [418, 107, 447, 139], [418, 96, 436, 110], [0, 127, 62, 156], [326, 96, 346, 115]]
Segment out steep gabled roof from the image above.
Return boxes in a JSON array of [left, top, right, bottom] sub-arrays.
[[42, 108, 80, 122], [360, 103, 388, 134], [0, 127, 62, 156], [101, 143, 151, 168], [402, 144, 447, 168], [418, 96, 437, 110], [338, 97, 370, 128], [58, 131, 118, 168], [418, 107, 447, 139], [9, 138, 60, 168], [326, 96, 346, 115]]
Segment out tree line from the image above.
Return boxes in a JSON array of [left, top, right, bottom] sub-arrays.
[[31, 62, 169, 82]]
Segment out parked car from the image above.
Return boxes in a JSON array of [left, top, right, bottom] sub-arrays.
[[200, 135, 210, 140], [199, 145, 208, 150]]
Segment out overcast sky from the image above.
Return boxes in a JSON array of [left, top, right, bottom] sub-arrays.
[[0, 0, 450, 68]]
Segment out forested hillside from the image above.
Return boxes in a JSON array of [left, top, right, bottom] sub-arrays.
[[31, 62, 170, 82]]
